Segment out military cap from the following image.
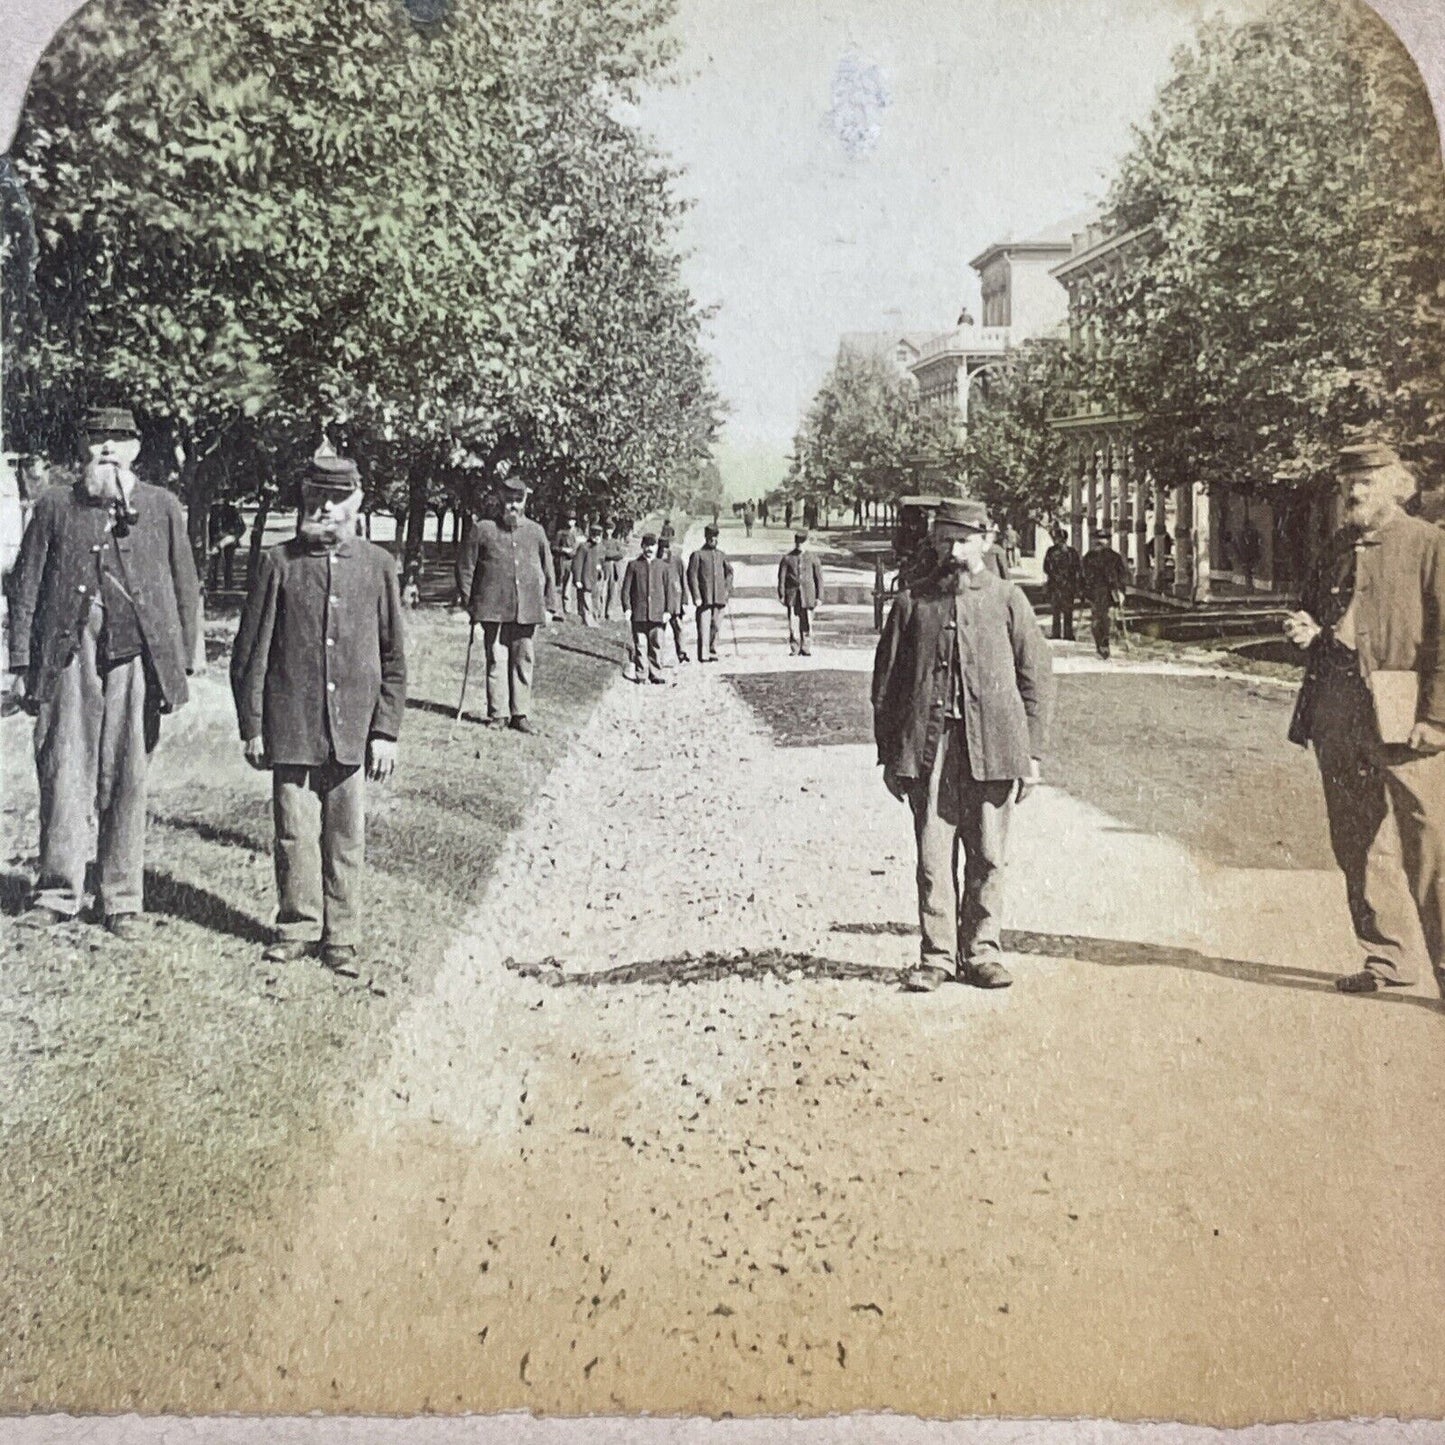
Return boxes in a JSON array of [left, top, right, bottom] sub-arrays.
[[793, 529, 810, 543], [704, 523, 719, 539], [495, 476, 528, 496], [1338, 441, 1402, 472], [84, 406, 138, 438], [640, 531, 658, 547], [587, 522, 603, 537], [933, 498, 992, 538], [304, 454, 362, 491]]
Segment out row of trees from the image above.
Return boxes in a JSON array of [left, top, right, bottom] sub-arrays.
[[787, 0, 1445, 529], [2, 0, 723, 585]]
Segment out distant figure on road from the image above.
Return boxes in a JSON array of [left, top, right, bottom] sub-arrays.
[[231, 454, 406, 975], [552, 514, 583, 616], [1285, 440, 1445, 996], [1081, 527, 1128, 659], [456, 475, 557, 734], [570, 523, 605, 628], [743, 500, 756, 538], [658, 536, 690, 664], [1237, 516, 1262, 591], [8, 405, 200, 938], [622, 533, 669, 684], [872, 499, 1054, 993], [687, 523, 734, 662], [778, 529, 824, 657], [207, 497, 246, 592], [602, 522, 627, 620], [784, 500, 794, 531], [1002, 523, 1019, 569], [1042, 527, 1083, 640]]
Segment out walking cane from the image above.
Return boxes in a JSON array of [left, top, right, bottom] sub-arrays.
[[725, 603, 741, 657], [448, 622, 477, 743]]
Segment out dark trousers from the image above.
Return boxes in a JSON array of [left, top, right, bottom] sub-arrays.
[[628, 621, 665, 681], [668, 613, 689, 662], [273, 760, 365, 946], [1089, 595, 1113, 656], [208, 543, 236, 591], [696, 604, 723, 658], [907, 722, 1016, 970], [481, 620, 536, 720], [787, 602, 813, 654], [1312, 668, 1445, 983], [1049, 595, 1075, 641], [33, 604, 157, 918]]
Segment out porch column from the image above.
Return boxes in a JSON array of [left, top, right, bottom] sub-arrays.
[[1085, 444, 1099, 540], [1174, 480, 1194, 601], [1132, 449, 1149, 586], [1193, 483, 1212, 602], [1112, 441, 1130, 570], [1100, 441, 1114, 546], [1152, 475, 1170, 593], [1068, 441, 1084, 552]]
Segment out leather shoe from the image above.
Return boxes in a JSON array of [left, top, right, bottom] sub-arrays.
[[1335, 969, 1409, 994], [902, 964, 951, 993], [320, 944, 361, 977], [508, 716, 535, 734], [19, 905, 71, 930], [103, 913, 143, 941], [959, 957, 1013, 989], [263, 939, 315, 964]]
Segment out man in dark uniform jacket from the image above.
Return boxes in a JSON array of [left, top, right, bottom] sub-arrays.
[[570, 523, 605, 628], [1285, 441, 1445, 995], [1081, 527, 1129, 658], [622, 533, 670, 684], [231, 455, 405, 971], [455, 476, 557, 734], [1042, 526, 1083, 640], [872, 499, 1054, 992], [207, 497, 247, 591], [778, 529, 824, 656], [8, 405, 200, 936], [658, 535, 690, 664], [687, 523, 734, 662]]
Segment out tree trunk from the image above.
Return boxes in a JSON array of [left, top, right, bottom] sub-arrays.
[[401, 457, 431, 595]]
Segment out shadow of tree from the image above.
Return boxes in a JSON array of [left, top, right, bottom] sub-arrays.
[[549, 639, 629, 665], [143, 870, 272, 944], [507, 946, 904, 989], [151, 814, 268, 855], [830, 920, 915, 937]]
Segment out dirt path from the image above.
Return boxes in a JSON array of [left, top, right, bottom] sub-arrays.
[[25, 523, 1445, 1421]]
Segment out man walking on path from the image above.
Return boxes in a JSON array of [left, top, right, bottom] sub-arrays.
[[456, 476, 557, 734], [1081, 527, 1129, 659], [207, 497, 246, 592], [622, 533, 669, 684], [8, 405, 200, 936], [1284, 440, 1445, 996], [743, 500, 756, 538], [1237, 515, 1262, 592], [687, 523, 734, 662], [872, 499, 1054, 993], [778, 529, 824, 657], [552, 514, 582, 616], [659, 536, 690, 664], [231, 454, 406, 974], [1042, 526, 1083, 641], [570, 524, 605, 628], [602, 523, 628, 620]]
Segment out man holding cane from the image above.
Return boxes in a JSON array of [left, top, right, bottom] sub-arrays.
[[872, 499, 1054, 993], [1285, 440, 1445, 996]]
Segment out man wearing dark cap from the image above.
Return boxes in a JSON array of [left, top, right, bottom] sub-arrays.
[[1285, 440, 1445, 996], [552, 513, 583, 616], [1081, 526, 1128, 659], [658, 535, 691, 664], [872, 498, 1054, 992], [231, 454, 406, 972], [8, 405, 200, 936], [570, 523, 606, 628], [455, 475, 557, 734], [778, 529, 824, 656], [621, 533, 669, 684], [687, 523, 734, 662]]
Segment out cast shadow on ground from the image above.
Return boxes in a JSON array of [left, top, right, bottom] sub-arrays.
[[507, 946, 904, 989], [143, 869, 271, 944], [151, 814, 267, 855], [829, 921, 1445, 1014], [0, 870, 32, 914], [549, 638, 629, 665]]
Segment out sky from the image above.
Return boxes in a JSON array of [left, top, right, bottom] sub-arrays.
[[634, 0, 1262, 497]]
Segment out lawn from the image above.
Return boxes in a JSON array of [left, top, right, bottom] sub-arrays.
[[0, 604, 627, 1397]]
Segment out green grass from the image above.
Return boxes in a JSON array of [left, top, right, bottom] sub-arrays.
[[0, 606, 627, 1405]]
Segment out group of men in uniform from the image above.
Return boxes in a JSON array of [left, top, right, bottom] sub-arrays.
[[9, 424, 1445, 1003], [1042, 525, 1129, 657]]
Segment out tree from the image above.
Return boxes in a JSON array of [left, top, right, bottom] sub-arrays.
[[3, 0, 720, 585], [1092, 0, 1445, 497], [961, 341, 1072, 526]]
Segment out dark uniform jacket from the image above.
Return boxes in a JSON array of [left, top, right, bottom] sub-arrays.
[[778, 549, 824, 609], [456, 517, 557, 625], [687, 545, 734, 607], [231, 534, 406, 768], [872, 567, 1053, 783], [663, 553, 688, 613], [622, 556, 670, 624], [1081, 545, 1128, 601], [1288, 512, 1445, 746], [1042, 542, 1082, 601], [571, 540, 604, 591], [7, 480, 200, 709]]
